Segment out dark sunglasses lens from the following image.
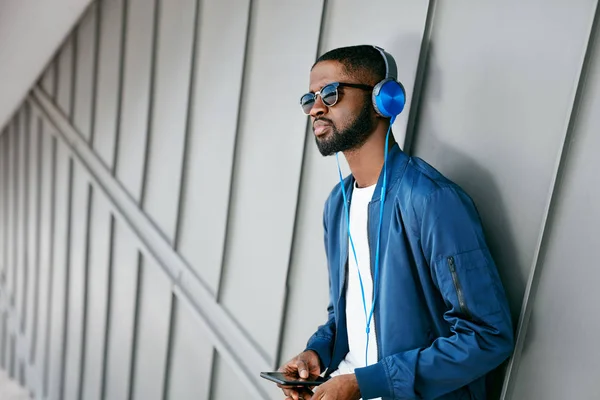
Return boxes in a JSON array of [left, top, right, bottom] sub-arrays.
[[321, 84, 338, 106], [300, 93, 315, 114]]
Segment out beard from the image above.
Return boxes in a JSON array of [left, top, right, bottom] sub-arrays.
[[314, 99, 376, 157]]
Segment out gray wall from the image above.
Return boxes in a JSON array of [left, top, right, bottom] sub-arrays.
[[0, 0, 93, 129], [0, 1, 599, 399]]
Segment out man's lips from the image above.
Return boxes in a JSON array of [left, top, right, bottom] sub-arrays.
[[313, 121, 332, 137]]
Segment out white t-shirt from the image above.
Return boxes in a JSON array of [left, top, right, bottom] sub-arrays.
[[330, 182, 381, 400]]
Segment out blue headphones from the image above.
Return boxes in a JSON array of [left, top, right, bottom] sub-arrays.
[[335, 46, 406, 367], [371, 46, 406, 119]]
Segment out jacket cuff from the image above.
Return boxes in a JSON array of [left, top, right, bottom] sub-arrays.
[[304, 337, 332, 372], [355, 361, 392, 399]]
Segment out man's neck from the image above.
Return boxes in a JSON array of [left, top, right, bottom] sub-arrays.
[[343, 131, 395, 188]]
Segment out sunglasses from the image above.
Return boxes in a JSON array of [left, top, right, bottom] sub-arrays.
[[300, 82, 374, 115]]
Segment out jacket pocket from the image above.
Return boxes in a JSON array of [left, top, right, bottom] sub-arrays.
[[447, 256, 472, 320], [437, 249, 504, 319]]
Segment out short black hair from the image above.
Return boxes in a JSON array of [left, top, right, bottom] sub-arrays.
[[312, 45, 386, 85]]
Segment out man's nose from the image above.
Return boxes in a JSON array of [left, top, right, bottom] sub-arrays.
[[309, 95, 328, 118]]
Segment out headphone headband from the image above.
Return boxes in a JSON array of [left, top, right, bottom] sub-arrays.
[[372, 45, 398, 80], [370, 45, 405, 118]]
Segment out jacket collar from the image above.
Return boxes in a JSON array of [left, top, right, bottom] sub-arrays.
[[344, 143, 410, 202]]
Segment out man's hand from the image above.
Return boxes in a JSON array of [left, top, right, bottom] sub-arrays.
[[278, 350, 321, 399], [301, 374, 361, 400]]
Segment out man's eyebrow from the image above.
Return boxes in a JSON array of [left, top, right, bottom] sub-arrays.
[[308, 82, 332, 93]]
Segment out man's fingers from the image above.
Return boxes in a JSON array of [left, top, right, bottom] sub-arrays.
[[299, 388, 314, 400], [294, 359, 309, 379], [288, 389, 300, 400], [280, 386, 291, 396], [310, 385, 324, 400], [289, 387, 315, 400]]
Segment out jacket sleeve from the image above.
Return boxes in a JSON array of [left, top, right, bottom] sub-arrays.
[[304, 197, 336, 371], [304, 300, 336, 371], [354, 186, 514, 399]]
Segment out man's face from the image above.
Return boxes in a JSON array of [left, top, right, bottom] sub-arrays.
[[307, 61, 376, 156]]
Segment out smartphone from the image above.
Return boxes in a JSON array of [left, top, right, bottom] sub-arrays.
[[260, 371, 329, 387]]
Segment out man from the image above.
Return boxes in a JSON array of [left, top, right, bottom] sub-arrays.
[[279, 45, 514, 400]]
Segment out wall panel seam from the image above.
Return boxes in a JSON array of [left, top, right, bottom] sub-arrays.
[[214, 0, 254, 304], [110, 0, 129, 175], [161, 293, 176, 400], [89, 1, 103, 145], [77, 183, 93, 400], [127, 251, 144, 400], [139, 0, 162, 208], [12, 120, 19, 309], [70, 29, 79, 122], [20, 105, 31, 335], [99, 214, 116, 400], [30, 116, 44, 364], [403, 0, 437, 155], [42, 136, 58, 398], [58, 157, 75, 400], [173, 0, 202, 251]]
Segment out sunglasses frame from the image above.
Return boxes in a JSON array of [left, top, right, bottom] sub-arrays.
[[300, 82, 374, 115]]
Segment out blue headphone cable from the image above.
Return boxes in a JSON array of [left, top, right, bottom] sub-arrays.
[[336, 115, 395, 367]]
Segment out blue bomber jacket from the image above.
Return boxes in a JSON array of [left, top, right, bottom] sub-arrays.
[[305, 144, 514, 399]]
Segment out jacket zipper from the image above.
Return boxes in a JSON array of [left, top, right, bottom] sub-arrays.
[[447, 256, 472, 319], [329, 258, 348, 373], [366, 201, 381, 363], [331, 193, 350, 372]]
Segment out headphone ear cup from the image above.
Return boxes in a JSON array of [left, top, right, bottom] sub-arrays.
[[372, 78, 406, 118]]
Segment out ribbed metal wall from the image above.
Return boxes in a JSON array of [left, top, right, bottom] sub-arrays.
[[0, 1, 599, 399]]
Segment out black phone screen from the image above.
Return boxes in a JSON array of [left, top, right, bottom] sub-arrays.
[[260, 371, 328, 387]]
